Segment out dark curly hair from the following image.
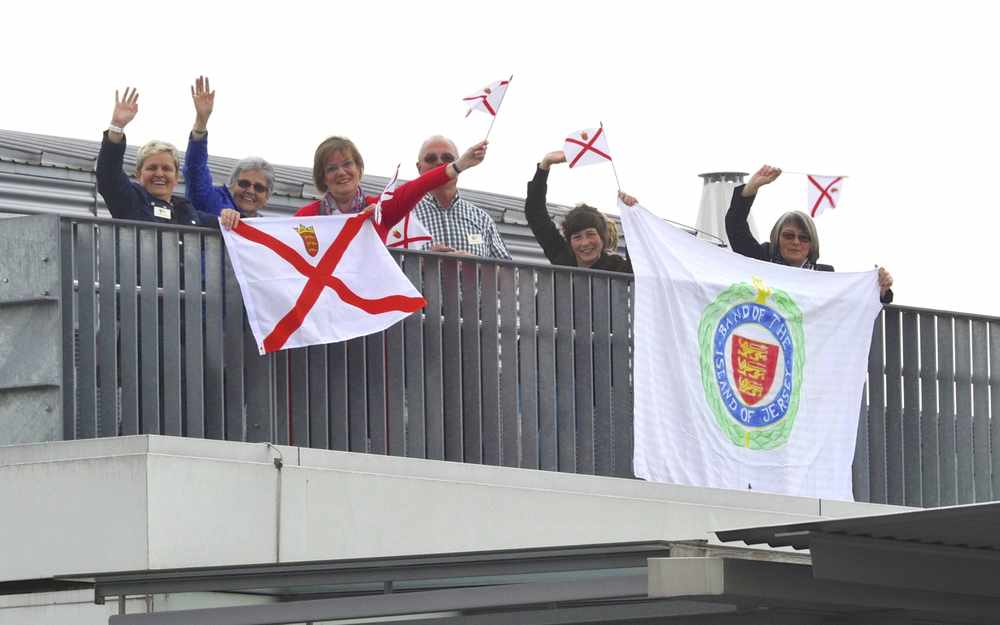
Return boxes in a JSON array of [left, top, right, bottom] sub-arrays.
[[561, 204, 609, 247]]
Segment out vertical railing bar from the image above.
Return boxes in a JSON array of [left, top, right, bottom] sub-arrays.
[[222, 252, 245, 441], [117, 226, 139, 435], [97, 223, 119, 438], [308, 345, 330, 449], [937, 315, 957, 505], [480, 262, 501, 466], [403, 256, 426, 458], [498, 265, 519, 468], [554, 271, 576, 472], [441, 258, 463, 461], [919, 313, 940, 506], [182, 232, 205, 438], [203, 236, 225, 439], [536, 268, 558, 471], [75, 222, 98, 438], [366, 331, 388, 455], [610, 278, 633, 479], [460, 261, 483, 464], [901, 310, 922, 506], [138, 228, 160, 434], [572, 272, 595, 475], [422, 257, 444, 460], [328, 341, 349, 451], [160, 230, 182, 436]]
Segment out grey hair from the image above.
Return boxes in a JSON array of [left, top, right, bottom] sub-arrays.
[[769, 211, 820, 265], [228, 157, 275, 194], [135, 140, 180, 177], [417, 135, 459, 161]]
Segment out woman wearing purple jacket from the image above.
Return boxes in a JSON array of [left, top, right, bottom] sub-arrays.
[[183, 76, 274, 230]]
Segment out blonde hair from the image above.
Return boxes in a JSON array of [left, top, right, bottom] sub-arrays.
[[605, 219, 620, 252], [135, 140, 180, 177]]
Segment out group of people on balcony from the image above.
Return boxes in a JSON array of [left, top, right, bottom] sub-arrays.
[[96, 77, 893, 302]]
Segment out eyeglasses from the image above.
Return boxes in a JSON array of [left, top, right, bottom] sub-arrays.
[[325, 159, 357, 174], [422, 152, 456, 165], [780, 231, 811, 244], [236, 179, 269, 194]]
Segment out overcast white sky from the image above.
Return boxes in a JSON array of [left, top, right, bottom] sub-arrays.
[[5, 0, 997, 315]]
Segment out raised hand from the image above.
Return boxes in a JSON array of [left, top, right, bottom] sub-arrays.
[[618, 191, 639, 207], [452, 140, 488, 175], [111, 87, 139, 129], [539, 150, 567, 170], [878, 266, 893, 298], [743, 164, 782, 197], [191, 76, 215, 132]]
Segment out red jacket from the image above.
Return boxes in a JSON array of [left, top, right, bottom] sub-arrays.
[[295, 164, 451, 240]]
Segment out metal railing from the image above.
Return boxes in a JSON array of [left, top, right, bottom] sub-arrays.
[[1, 213, 998, 507]]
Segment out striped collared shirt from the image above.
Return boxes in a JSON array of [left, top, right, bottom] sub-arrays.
[[413, 192, 511, 259]]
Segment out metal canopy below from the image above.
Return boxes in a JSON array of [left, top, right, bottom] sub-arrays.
[[715, 500, 1000, 551], [55, 535, 1000, 625]]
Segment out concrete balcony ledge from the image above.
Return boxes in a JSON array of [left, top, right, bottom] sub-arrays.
[[0, 435, 906, 584]]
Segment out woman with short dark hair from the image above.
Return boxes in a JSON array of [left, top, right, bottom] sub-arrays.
[[726, 164, 894, 302], [525, 150, 633, 272]]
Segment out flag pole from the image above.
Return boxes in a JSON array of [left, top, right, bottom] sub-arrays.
[[602, 121, 623, 192], [484, 74, 513, 142], [780, 170, 849, 178]]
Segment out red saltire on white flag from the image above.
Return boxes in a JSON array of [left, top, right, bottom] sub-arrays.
[[373, 164, 400, 225], [463, 77, 511, 117], [564, 125, 613, 168], [386, 212, 432, 250], [221, 214, 426, 354], [807, 174, 845, 217]]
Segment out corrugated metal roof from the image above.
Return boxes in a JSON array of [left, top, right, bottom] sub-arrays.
[[0, 128, 610, 264], [715, 501, 1000, 551]]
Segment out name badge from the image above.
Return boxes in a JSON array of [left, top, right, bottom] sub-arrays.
[[153, 205, 172, 220], [466, 233, 484, 245]]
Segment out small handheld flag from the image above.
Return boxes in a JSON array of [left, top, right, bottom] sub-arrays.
[[807, 174, 845, 217], [564, 125, 613, 168]]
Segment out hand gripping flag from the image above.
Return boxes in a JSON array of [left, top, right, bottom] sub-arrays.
[[222, 215, 426, 354], [620, 199, 882, 500], [807, 174, 845, 217], [373, 164, 400, 225], [386, 211, 432, 250], [564, 125, 613, 168], [463, 77, 511, 117]]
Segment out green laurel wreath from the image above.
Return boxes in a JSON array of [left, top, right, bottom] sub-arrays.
[[697, 283, 806, 450]]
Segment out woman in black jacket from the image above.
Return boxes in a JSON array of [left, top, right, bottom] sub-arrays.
[[726, 164, 894, 302], [96, 87, 217, 228], [525, 150, 633, 273]]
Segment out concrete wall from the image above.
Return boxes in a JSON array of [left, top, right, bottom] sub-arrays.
[[1, 435, 906, 584]]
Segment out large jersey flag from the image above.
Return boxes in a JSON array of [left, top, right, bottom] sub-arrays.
[[222, 214, 426, 354], [807, 174, 845, 217], [385, 212, 432, 250], [463, 77, 511, 117], [620, 200, 882, 500], [564, 125, 613, 168]]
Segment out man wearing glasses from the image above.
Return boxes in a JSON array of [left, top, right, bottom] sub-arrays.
[[413, 135, 511, 259]]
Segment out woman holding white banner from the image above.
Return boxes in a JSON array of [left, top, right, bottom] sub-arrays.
[[525, 150, 634, 272], [726, 164, 894, 302]]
